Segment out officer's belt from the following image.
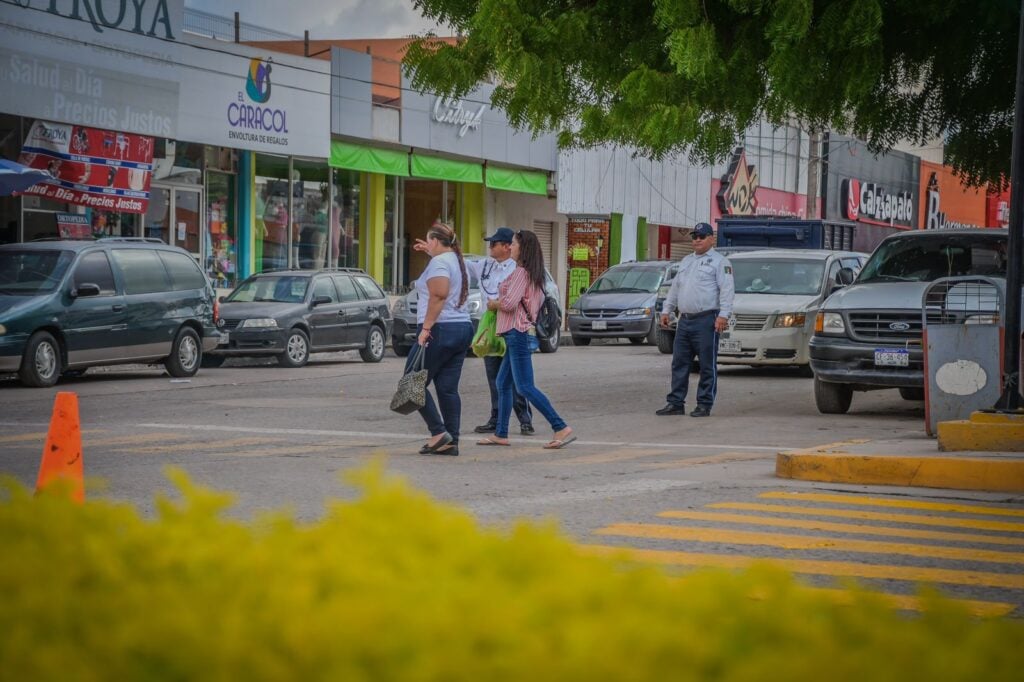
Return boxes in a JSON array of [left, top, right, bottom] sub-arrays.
[[678, 309, 719, 320]]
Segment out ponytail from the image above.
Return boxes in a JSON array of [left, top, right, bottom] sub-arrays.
[[426, 221, 469, 307]]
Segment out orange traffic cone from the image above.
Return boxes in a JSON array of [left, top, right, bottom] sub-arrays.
[[35, 391, 84, 503]]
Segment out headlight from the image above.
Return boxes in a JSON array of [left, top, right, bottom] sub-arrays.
[[657, 284, 670, 298], [567, 306, 580, 315], [392, 299, 406, 313], [240, 318, 278, 329], [467, 299, 481, 314], [774, 313, 807, 328], [815, 312, 845, 335], [622, 307, 651, 317], [0, 324, 6, 335]]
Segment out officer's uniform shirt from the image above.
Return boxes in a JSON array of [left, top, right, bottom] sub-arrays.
[[662, 248, 735, 318], [465, 256, 517, 302]]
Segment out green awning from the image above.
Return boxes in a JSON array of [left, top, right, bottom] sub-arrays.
[[410, 154, 483, 183], [329, 141, 409, 176], [485, 166, 548, 195]]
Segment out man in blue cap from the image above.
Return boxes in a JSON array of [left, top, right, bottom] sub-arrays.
[[656, 222, 735, 417], [466, 227, 534, 435]]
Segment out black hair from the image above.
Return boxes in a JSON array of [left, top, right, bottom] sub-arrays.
[[514, 229, 545, 290], [426, 221, 469, 307]]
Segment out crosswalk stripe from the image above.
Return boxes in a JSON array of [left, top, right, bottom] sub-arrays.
[[760, 491, 1024, 518], [112, 437, 285, 454], [769, 585, 1015, 618], [582, 545, 1024, 589], [657, 510, 1024, 547], [595, 523, 1024, 565], [709, 502, 1024, 533]]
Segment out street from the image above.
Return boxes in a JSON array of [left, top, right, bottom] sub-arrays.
[[2, 343, 1022, 617]]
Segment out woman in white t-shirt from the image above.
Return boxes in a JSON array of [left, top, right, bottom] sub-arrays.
[[407, 221, 474, 456]]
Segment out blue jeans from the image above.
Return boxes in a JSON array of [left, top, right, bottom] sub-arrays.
[[483, 354, 532, 426], [406, 321, 474, 442], [666, 313, 719, 409], [495, 329, 567, 438]]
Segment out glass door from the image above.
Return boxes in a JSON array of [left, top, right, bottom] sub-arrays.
[[146, 184, 203, 262]]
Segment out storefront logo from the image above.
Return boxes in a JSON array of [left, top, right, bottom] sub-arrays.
[[717, 147, 759, 216], [433, 97, 486, 137], [925, 172, 979, 230], [842, 177, 914, 226], [226, 57, 289, 146], [245, 58, 272, 104], [4, 0, 181, 40]]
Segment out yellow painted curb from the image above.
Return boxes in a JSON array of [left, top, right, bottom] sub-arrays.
[[775, 452, 1024, 493], [937, 411, 1024, 452]]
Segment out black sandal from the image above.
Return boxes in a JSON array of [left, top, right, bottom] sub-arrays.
[[419, 432, 453, 454]]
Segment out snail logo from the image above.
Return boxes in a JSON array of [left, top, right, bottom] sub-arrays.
[[245, 59, 272, 104]]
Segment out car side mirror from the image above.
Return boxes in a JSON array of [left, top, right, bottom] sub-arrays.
[[312, 295, 333, 307], [72, 283, 101, 298], [218, 295, 227, 303], [835, 267, 855, 286]]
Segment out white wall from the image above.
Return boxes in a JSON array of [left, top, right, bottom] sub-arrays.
[[486, 189, 567, 304]]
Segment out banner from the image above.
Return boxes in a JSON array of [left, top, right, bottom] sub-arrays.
[[17, 121, 154, 214], [55, 213, 91, 239]]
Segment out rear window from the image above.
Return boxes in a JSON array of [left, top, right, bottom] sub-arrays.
[[110, 249, 171, 294], [158, 251, 206, 291], [354, 276, 385, 300], [0, 250, 74, 296], [332, 275, 361, 303], [858, 235, 1007, 283]]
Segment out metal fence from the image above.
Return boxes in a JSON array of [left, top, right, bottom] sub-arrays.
[[184, 8, 301, 42]]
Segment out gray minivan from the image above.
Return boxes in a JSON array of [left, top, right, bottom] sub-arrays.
[[0, 238, 219, 387]]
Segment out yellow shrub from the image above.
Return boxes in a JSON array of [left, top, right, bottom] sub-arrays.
[[0, 462, 1020, 681]]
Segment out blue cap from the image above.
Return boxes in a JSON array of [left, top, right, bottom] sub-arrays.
[[691, 222, 714, 238], [484, 227, 515, 243]]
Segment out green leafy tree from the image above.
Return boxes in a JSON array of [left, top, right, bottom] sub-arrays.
[[406, 0, 1018, 188]]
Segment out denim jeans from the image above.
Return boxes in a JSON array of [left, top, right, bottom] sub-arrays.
[[406, 321, 474, 442], [666, 314, 718, 409], [483, 354, 532, 426], [495, 329, 567, 438]]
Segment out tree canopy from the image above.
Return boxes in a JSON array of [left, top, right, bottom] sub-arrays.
[[405, 0, 1018, 188]]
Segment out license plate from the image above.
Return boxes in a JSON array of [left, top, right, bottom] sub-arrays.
[[874, 348, 909, 367], [217, 332, 229, 346], [592, 321, 607, 330], [719, 339, 741, 353]]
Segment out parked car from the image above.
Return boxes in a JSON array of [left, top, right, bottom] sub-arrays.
[[566, 260, 671, 346], [391, 255, 562, 355], [207, 268, 392, 367], [0, 238, 219, 387], [809, 229, 1009, 414], [716, 249, 867, 373]]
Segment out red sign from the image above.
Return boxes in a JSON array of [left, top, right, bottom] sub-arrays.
[[17, 121, 154, 214]]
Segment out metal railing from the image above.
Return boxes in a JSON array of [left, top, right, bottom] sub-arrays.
[[184, 8, 301, 43]]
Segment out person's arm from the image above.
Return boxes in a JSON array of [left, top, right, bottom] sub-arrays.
[[464, 258, 483, 279], [498, 268, 528, 313], [715, 257, 735, 332]]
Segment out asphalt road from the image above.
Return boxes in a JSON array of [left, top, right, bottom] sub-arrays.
[[2, 342, 1022, 617]]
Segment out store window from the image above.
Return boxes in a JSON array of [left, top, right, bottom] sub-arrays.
[[331, 168, 361, 270], [293, 158, 331, 271], [206, 171, 237, 288], [255, 153, 292, 272]]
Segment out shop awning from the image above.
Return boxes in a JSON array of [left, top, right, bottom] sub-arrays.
[[410, 154, 483, 184], [485, 166, 548, 196], [329, 141, 409, 176]]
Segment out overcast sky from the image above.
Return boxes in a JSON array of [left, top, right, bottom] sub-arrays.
[[186, 0, 447, 39]]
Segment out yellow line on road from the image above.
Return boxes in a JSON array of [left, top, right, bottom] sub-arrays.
[[582, 545, 1024, 589], [112, 437, 285, 454], [0, 429, 104, 445], [85, 433, 191, 447], [710, 502, 1024, 533], [657, 510, 1024, 547], [638, 452, 772, 470], [595, 523, 1024, 564], [786, 586, 1015, 618], [551, 448, 669, 465], [760, 491, 1024, 518]]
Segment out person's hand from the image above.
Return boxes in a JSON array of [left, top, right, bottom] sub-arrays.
[[418, 327, 432, 347], [714, 316, 729, 333], [660, 313, 670, 328], [412, 238, 429, 253], [487, 299, 499, 311]]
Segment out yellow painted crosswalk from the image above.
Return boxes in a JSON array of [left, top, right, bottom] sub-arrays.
[[588, 490, 1024, 617]]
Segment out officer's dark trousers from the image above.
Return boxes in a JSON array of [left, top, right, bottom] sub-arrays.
[[666, 311, 719, 409], [483, 354, 532, 426]]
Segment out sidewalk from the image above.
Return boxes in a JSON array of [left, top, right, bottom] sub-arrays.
[[776, 435, 1024, 493]]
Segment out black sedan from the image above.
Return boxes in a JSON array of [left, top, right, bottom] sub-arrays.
[[205, 268, 392, 367]]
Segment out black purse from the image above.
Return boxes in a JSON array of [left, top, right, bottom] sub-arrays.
[[390, 345, 428, 415]]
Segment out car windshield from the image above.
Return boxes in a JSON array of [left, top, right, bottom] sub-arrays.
[[226, 275, 309, 303], [590, 267, 663, 294], [732, 259, 826, 295], [0, 250, 74, 296], [858, 235, 1007, 283]]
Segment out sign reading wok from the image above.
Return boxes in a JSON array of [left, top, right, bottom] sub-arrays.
[[17, 120, 154, 214]]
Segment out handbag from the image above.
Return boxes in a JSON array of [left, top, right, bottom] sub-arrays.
[[471, 309, 506, 358], [390, 345, 429, 415]]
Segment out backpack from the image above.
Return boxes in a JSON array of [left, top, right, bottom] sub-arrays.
[[521, 287, 562, 342]]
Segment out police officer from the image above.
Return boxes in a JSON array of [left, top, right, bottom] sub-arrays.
[[466, 227, 534, 435], [656, 222, 735, 417]]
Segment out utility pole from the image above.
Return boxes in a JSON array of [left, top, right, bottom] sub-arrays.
[[995, 0, 1024, 412], [805, 129, 821, 219]]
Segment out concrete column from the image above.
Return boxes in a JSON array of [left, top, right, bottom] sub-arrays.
[[609, 212, 623, 265], [238, 151, 254, 279], [460, 182, 485, 255]]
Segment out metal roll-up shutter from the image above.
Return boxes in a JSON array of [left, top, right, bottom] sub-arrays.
[[532, 220, 555, 266], [669, 241, 693, 260]]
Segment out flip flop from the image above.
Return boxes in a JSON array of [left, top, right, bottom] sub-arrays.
[[543, 435, 577, 450], [477, 437, 511, 446]]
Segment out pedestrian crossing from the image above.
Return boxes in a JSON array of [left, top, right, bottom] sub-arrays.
[[586, 490, 1024, 617]]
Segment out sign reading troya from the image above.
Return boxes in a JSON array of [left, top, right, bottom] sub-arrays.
[[1, 0, 183, 40]]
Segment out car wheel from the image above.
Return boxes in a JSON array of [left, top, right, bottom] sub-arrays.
[[277, 328, 310, 367], [360, 325, 386, 363], [656, 329, 674, 354], [646, 319, 660, 346], [392, 342, 411, 357], [539, 325, 560, 353], [164, 327, 202, 377], [814, 377, 853, 414], [201, 355, 226, 369], [19, 331, 62, 388], [899, 387, 925, 401], [571, 335, 591, 347]]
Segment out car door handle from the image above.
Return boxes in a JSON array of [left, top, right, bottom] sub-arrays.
[[112, 304, 125, 312]]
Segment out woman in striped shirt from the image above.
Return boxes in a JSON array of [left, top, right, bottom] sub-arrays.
[[478, 229, 576, 449]]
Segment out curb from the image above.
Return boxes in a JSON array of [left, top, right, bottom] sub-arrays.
[[775, 450, 1024, 493], [937, 411, 1024, 452]]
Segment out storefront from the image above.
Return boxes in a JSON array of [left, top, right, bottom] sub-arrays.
[[918, 161, 990, 231]]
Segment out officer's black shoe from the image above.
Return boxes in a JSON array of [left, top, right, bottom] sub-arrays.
[[690, 406, 712, 417], [474, 422, 497, 433], [520, 423, 535, 436], [656, 404, 686, 416]]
